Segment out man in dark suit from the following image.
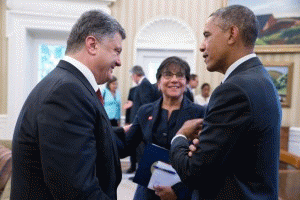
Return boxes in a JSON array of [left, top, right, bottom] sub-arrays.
[[184, 74, 198, 102], [11, 10, 126, 199], [124, 86, 137, 125], [124, 65, 160, 173], [123, 86, 137, 173], [170, 5, 282, 199], [129, 65, 160, 122]]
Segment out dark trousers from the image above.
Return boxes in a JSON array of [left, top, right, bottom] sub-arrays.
[[130, 142, 145, 168], [110, 119, 119, 127]]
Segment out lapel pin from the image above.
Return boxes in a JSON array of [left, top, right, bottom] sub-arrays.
[[148, 116, 153, 120]]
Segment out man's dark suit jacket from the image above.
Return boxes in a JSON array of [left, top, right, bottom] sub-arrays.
[[116, 97, 205, 199], [125, 86, 136, 124], [184, 87, 194, 102], [11, 60, 121, 199], [170, 57, 282, 199], [129, 78, 160, 122]]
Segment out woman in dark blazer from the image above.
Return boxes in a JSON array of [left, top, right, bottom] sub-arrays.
[[117, 56, 205, 200]]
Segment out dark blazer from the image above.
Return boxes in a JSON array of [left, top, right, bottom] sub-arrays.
[[170, 57, 282, 199], [116, 97, 205, 200], [184, 87, 194, 102], [125, 86, 136, 124], [130, 78, 160, 122], [11, 60, 122, 200]]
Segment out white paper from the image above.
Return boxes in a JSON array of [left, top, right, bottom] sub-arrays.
[[147, 161, 181, 190]]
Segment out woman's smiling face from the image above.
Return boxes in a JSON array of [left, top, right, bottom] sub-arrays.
[[158, 64, 187, 100]]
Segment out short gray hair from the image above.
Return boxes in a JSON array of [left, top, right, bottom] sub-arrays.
[[66, 10, 126, 54], [210, 5, 259, 47], [130, 65, 145, 76]]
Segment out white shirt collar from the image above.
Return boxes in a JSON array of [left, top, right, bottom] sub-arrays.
[[63, 56, 99, 92], [137, 76, 145, 85], [222, 53, 257, 83]]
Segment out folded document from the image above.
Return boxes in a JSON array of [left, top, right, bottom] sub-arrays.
[[148, 161, 181, 190]]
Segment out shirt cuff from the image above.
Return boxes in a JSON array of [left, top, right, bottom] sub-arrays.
[[171, 134, 187, 144]]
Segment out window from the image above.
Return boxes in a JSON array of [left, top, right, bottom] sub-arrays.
[[38, 44, 66, 81]]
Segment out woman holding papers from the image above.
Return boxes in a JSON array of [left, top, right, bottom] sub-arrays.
[[116, 56, 205, 200]]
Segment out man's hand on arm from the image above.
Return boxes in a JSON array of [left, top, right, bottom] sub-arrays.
[[123, 124, 132, 133], [176, 118, 203, 140], [188, 138, 200, 157]]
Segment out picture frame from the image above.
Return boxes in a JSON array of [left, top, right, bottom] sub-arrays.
[[263, 62, 294, 107], [224, 0, 300, 53]]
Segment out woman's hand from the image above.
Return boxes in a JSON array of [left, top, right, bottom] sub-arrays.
[[123, 124, 132, 133], [123, 100, 133, 109], [153, 185, 177, 200]]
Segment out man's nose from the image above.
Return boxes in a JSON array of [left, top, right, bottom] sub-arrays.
[[116, 58, 121, 66], [199, 41, 205, 52]]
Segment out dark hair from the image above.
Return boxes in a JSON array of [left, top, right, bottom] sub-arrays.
[[130, 65, 145, 76], [156, 56, 190, 82], [201, 83, 210, 90], [106, 76, 117, 90], [66, 10, 126, 54], [190, 74, 198, 80], [210, 5, 259, 47]]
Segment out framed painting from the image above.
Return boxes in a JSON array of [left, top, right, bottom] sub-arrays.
[[224, 0, 300, 53], [263, 62, 293, 107]]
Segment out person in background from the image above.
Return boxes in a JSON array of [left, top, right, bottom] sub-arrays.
[[195, 83, 211, 106], [116, 56, 205, 200], [184, 74, 198, 102], [129, 65, 160, 122], [11, 10, 126, 199], [123, 86, 137, 174], [124, 86, 136, 125], [103, 76, 121, 126], [124, 65, 160, 174], [170, 5, 282, 199]]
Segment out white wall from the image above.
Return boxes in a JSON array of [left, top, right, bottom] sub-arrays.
[[0, 0, 114, 140]]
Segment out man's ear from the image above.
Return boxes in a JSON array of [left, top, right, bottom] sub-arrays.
[[85, 36, 98, 55], [228, 25, 239, 45]]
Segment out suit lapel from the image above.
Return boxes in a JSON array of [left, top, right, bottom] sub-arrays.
[[225, 57, 262, 83], [57, 60, 121, 169], [145, 98, 162, 143], [173, 97, 192, 131]]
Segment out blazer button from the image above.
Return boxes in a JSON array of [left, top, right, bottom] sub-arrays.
[[162, 133, 167, 136]]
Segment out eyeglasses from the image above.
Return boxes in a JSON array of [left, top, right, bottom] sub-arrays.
[[162, 71, 186, 80]]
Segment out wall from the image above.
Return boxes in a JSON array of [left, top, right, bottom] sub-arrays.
[[0, 0, 299, 140], [258, 53, 300, 127], [0, 0, 7, 114], [110, 0, 225, 108], [110, 0, 300, 127]]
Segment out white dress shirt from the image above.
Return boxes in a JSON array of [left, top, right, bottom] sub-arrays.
[[63, 56, 98, 92]]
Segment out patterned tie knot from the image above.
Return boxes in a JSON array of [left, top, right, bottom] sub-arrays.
[[96, 89, 104, 105]]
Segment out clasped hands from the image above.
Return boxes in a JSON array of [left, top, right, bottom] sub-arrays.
[[176, 118, 203, 157]]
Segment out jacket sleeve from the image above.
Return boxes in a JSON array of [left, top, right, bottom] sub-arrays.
[[170, 83, 251, 192], [38, 83, 111, 199], [171, 182, 193, 200], [117, 108, 145, 158]]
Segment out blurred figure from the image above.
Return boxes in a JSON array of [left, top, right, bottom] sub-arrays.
[[195, 83, 211, 106], [184, 74, 198, 102], [129, 65, 160, 122], [11, 10, 126, 199], [124, 86, 136, 125], [116, 56, 205, 200], [123, 85, 137, 174], [103, 76, 121, 126], [124, 65, 160, 174]]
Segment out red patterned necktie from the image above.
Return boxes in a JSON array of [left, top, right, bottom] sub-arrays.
[[96, 89, 104, 105]]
